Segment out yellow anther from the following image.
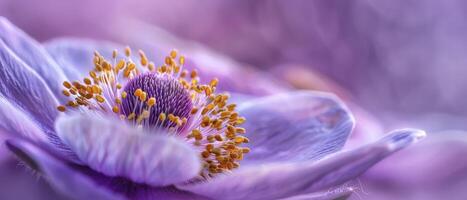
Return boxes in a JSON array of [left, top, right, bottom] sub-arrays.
[[168, 113, 175, 122], [139, 50, 148, 66], [95, 95, 105, 103], [201, 151, 210, 158], [148, 62, 155, 71], [236, 127, 246, 134], [89, 71, 97, 78], [160, 65, 167, 73], [62, 90, 70, 97], [227, 125, 235, 133], [134, 88, 143, 97], [210, 78, 218, 87], [147, 97, 156, 106], [139, 92, 147, 102], [236, 117, 246, 125], [125, 46, 131, 57], [112, 106, 119, 113], [116, 60, 125, 71], [115, 98, 122, 104], [202, 116, 210, 124], [192, 129, 203, 140], [214, 134, 223, 141], [112, 49, 118, 58], [206, 144, 214, 151], [92, 85, 101, 94], [128, 112, 136, 120], [121, 91, 127, 98], [57, 105, 66, 112], [190, 108, 199, 114], [205, 87, 212, 96], [102, 61, 111, 71], [159, 113, 166, 121], [227, 104, 236, 111], [127, 62, 136, 71], [174, 65, 180, 73], [124, 69, 131, 78], [190, 70, 198, 79], [116, 84, 122, 89], [85, 93, 93, 99], [63, 81, 72, 89], [180, 70, 187, 78], [69, 89, 77, 95], [234, 136, 245, 144], [84, 78, 92, 85], [165, 56, 172, 65], [170, 50, 178, 59], [179, 56, 185, 65]]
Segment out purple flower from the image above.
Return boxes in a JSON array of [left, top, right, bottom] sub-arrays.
[[0, 17, 425, 200]]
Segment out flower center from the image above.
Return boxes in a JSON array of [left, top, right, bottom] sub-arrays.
[[57, 47, 250, 177], [120, 73, 192, 130]]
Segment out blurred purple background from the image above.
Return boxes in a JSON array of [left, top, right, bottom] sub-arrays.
[[1, 1, 467, 199]]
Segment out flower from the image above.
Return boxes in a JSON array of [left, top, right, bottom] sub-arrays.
[[0, 17, 425, 200]]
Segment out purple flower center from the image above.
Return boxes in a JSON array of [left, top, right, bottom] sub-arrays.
[[120, 73, 192, 129]]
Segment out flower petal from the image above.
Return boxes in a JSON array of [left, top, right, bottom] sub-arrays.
[[6, 139, 124, 200], [361, 130, 467, 200], [0, 96, 49, 144], [278, 185, 354, 200], [55, 113, 202, 186], [238, 91, 355, 163], [0, 17, 68, 100], [0, 39, 59, 130], [44, 38, 127, 80], [178, 129, 425, 200], [0, 157, 68, 200]]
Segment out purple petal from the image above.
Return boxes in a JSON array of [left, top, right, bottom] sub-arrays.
[[44, 38, 128, 80], [55, 114, 202, 186], [6, 139, 125, 200], [0, 17, 68, 101], [278, 185, 354, 200], [0, 157, 67, 200], [0, 37, 78, 161], [238, 91, 354, 163], [361, 130, 467, 200], [0, 96, 49, 144], [0, 39, 58, 130], [178, 129, 425, 200], [5, 138, 209, 200]]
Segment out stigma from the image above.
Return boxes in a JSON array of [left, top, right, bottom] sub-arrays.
[[57, 47, 249, 177]]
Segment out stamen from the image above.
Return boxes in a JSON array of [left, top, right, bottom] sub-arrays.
[[56, 47, 249, 177]]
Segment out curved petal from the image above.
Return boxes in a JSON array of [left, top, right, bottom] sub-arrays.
[[55, 113, 202, 186], [278, 185, 354, 200], [0, 157, 68, 200], [0, 39, 59, 130], [5, 139, 209, 200], [0, 17, 68, 101], [361, 130, 467, 200], [44, 38, 128, 80], [0, 38, 78, 161], [178, 129, 425, 200], [238, 91, 355, 163], [6, 139, 124, 200], [0, 96, 49, 144], [270, 64, 384, 148]]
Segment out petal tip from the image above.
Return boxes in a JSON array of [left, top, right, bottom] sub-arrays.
[[385, 128, 426, 151]]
